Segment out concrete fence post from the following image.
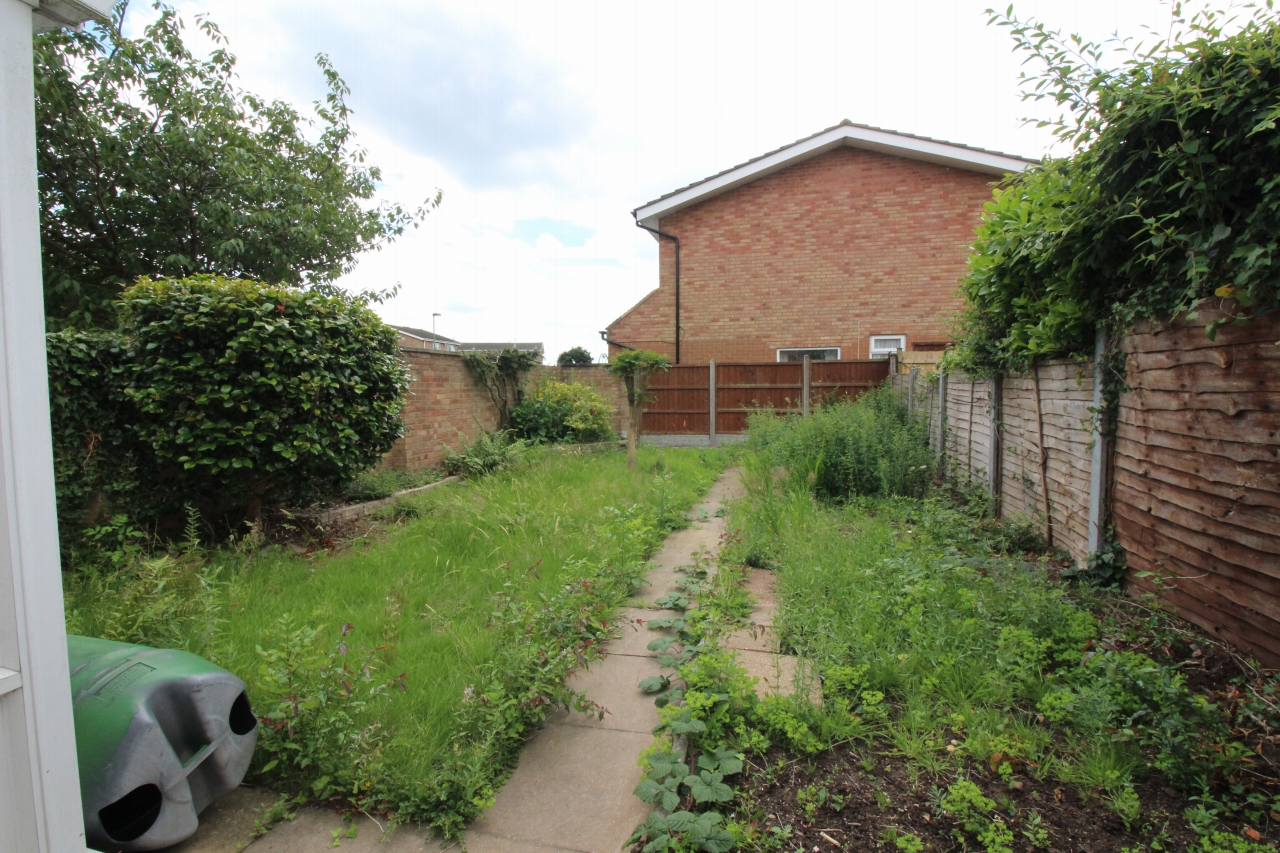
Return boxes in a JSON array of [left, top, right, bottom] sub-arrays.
[[887, 351, 898, 377], [938, 372, 949, 477], [907, 367, 919, 421], [708, 360, 717, 447], [802, 355, 811, 417], [1087, 327, 1110, 555], [988, 375, 1002, 513]]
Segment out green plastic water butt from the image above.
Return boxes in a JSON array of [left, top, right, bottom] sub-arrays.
[[67, 635, 258, 852]]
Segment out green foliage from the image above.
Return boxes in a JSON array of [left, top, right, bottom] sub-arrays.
[[628, 810, 734, 853], [723, 443, 1279, 836], [609, 349, 671, 467], [63, 550, 221, 649], [252, 619, 404, 800], [442, 430, 527, 478], [747, 387, 932, 501], [342, 467, 441, 503], [105, 276, 406, 524], [952, 5, 1280, 372], [49, 276, 408, 533], [608, 349, 671, 405], [46, 329, 143, 539], [218, 448, 725, 834], [941, 781, 1014, 853], [556, 346, 595, 366], [511, 380, 615, 444], [462, 349, 542, 428], [33, 5, 432, 327]]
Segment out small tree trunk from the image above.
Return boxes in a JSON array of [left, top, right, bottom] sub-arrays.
[[626, 402, 640, 469]]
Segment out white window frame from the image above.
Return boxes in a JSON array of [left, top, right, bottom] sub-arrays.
[[868, 335, 907, 359], [776, 346, 840, 362]]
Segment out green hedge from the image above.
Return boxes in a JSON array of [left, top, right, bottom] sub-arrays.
[[49, 276, 409, 539]]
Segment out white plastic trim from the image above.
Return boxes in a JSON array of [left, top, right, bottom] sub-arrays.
[[635, 124, 1035, 228]]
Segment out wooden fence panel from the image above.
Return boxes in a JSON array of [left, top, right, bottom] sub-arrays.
[[1115, 310, 1280, 666], [644, 365, 710, 435], [811, 361, 888, 404], [642, 360, 887, 434]]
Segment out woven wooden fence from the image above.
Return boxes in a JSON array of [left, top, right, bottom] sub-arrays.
[[919, 309, 1280, 665]]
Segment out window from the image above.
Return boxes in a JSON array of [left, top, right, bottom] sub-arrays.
[[868, 335, 906, 359], [777, 347, 840, 362]]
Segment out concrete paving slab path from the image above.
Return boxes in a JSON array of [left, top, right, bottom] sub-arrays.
[[170, 468, 745, 853]]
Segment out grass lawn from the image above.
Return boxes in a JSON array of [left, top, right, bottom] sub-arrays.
[[65, 445, 727, 832]]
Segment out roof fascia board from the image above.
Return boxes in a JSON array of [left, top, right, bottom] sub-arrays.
[[634, 124, 1034, 228]]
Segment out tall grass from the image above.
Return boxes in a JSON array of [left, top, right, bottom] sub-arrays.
[[64, 447, 727, 831], [747, 387, 931, 501], [723, 397, 1261, 826]]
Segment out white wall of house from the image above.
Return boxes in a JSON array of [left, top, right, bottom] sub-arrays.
[[1, 2, 110, 851]]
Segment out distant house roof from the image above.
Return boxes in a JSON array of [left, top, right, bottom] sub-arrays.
[[391, 325, 458, 345], [459, 342, 544, 354], [633, 120, 1040, 229]]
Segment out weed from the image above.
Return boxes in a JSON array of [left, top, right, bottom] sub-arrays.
[[879, 826, 926, 852], [796, 784, 827, 820], [1021, 810, 1051, 848]]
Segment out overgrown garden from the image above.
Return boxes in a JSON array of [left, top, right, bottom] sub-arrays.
[[65, 445, 727, 836], [627, 390, 1280, 853]]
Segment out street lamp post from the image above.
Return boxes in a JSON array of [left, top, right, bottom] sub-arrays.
[[432, 312, 441, 350]]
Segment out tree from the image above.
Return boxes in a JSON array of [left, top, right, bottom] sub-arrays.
[[462, 348, 542, 429], [33, 4, 437, 327], [608, 350, 670, 469], [557, 346, 595, 366]]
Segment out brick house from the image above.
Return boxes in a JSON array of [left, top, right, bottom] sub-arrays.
[[606, 121, 1036, 366]]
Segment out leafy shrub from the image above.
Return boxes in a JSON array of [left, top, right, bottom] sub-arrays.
[[252, 618, 404, 801], [511, 380, 615, 444], [47, 276, 409, 532], [47, 330, 145, 540], [462, 348, 540, 428], [748, 387, 931, 501], [952, 6, 1280, 372], [556, 346, 594, 366], [442, 429, 527, 478]]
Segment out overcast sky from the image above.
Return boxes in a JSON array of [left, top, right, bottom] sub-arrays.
[[140, 0, 1189, 361]]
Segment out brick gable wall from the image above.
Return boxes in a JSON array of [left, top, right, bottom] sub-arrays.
[[608, 146, 995, 363]]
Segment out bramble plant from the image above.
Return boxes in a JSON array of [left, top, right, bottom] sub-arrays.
[[608, 349, 670, 469]]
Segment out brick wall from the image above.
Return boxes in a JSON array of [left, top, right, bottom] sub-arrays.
[[386, 348, 498, 471], [387, 356, 631, 471], [609, 146, 995, 364]]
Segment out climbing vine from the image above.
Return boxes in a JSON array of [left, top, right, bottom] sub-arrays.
[[949, 3, 1280, 375]]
